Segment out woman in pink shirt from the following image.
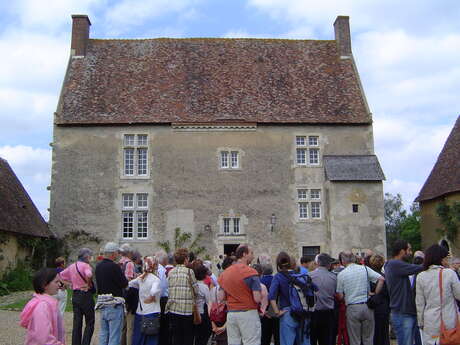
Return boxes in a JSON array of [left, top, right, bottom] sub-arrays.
[[20, 268, 66, 345]]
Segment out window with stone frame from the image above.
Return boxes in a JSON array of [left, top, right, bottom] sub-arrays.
[[122, 193, 149, 239], [297, 188, 322, 220], [220, 150, 240, 169], [295, 135, 321, 166], [221, 217, 241, 235], [123, 134, 149, 176]]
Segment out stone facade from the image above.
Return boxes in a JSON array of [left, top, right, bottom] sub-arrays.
[[50, 123, 384, 258]]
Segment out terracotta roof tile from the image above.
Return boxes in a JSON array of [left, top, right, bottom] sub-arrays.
[[57, 38, 371, 125], [0, 158, 52, 238], [416, 116, 460, 202]]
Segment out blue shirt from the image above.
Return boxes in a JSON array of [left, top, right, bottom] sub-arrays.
[[268, 271, 293, 309], [261, 275, 273, 290], [300, 266, 309, 275]]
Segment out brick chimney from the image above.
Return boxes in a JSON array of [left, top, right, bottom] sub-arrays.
[[71, 15, 91, 57], [334, 16, 352, 57]]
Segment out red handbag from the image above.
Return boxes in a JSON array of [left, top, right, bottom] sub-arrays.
[[209, 301, 227, 324], [438, 268, 460, 345]]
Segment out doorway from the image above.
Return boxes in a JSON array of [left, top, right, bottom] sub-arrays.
[[224, 244, 239, 256]]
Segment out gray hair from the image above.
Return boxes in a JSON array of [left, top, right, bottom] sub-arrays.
[[119, 243, 132, 255], [155, 250, 168, 264], [78, 248, 93, 262], [340, 251, 356, 265]]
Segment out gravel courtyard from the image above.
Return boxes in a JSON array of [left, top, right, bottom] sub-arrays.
[[0, 310, 100, 345]]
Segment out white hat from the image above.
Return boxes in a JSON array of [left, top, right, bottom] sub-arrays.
[[103, 242, 120, 253]]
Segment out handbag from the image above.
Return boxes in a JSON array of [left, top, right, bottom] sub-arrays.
[[139, 298, 160, 335], [210, 302, 227, 324], [188, 269, 202, 325], [364, 266, 379, 310], [438, 268, 460, 345]]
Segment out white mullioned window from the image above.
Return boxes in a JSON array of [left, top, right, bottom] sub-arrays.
[[123, 134, 149, 177], [297, 188, 322, 220], [223, 218, 230, 233], [221, 151, 229, 168], [231, 151, 239, 168], [295, 135, 321, 166], [222, 217, 241, 235], [220, 150, 240, 169], [233, 218, 240, 233], [299, 202, 308, 219], [122, 193, 149, 239]]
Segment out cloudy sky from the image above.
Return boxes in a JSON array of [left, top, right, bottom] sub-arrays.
[[0, 0, 459, 219]]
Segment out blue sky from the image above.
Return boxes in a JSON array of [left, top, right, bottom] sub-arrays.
[[0, 0, 459, 218]]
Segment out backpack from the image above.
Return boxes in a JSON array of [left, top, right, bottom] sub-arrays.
[[281, 271, 316, 319]]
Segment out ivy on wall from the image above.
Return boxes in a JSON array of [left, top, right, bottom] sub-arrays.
[[436, 201, 460, 243]]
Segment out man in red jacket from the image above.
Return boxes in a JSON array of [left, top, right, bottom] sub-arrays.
[[218, 244, 262, 345]]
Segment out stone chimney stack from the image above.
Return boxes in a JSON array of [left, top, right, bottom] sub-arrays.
[[71, 15, 91, 57], [334, 16, 352, 57]]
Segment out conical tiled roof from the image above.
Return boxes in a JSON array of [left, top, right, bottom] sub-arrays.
[[416, 116, 460, 202]]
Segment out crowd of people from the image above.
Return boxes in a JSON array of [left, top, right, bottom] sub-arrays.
[[19, 239, 460, 345]]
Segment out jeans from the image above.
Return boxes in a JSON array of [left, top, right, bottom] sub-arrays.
[[390, 312, 416, 345], [72, 290, 95, 345], [279, 309, 310, 345], [132, 313, 160, 345], [99, 304, 125, 345]]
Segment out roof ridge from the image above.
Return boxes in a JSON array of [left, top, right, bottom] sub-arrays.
[[89, 38, 335, 43]]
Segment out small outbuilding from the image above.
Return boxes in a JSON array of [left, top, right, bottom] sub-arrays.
[[0, 158, 53, 273], [415, 116, 460, 255]]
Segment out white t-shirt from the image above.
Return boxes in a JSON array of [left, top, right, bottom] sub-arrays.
[[129, 273, 161, 315], [196, 281, 210, 314]]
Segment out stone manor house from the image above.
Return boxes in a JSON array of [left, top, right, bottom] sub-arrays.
[[49, 15, 386, 260]]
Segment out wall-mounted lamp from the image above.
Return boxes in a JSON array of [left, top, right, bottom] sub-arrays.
[[270, 213, 277, 232], [204, 224, 211, 232]]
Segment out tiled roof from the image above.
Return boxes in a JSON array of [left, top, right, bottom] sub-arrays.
[[324, 155, 385, 181], [416, 116, 460, 202], [0, 158, 52, 238], [57, 38, 371, 125]]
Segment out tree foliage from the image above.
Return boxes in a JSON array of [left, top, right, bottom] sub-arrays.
[[157, 227, 206, 257], [436, 201, 460, 242], [385, 193, 421, 256]]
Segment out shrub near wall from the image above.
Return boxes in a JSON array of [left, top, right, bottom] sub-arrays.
[[0, 261, 33, 296]]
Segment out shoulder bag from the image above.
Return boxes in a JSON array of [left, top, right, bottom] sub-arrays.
[[209, 287, 227, 324], [438, 268, 460, 345], [75, 262, 96, 295], [139, 296, 160, 336], [188, 268, 202, 325]]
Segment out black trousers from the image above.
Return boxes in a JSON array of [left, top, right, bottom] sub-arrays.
[[373, 313, 390, 345], [71, 290, 95, 345], [261, 315, 280, 345], [169, 313, 194, 345], [159, 297, 170, 345], [193, 311, 212, 345], [310, 309, 335, 345]]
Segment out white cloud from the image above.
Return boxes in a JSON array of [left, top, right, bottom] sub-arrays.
[[6, 0, 101, 33], [103, 0, 201, 36], [0, 145, 51, 219]]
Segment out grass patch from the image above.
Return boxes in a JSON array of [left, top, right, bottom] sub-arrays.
[[0, 298, 29, 310], [0, 290, 74, 312]]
